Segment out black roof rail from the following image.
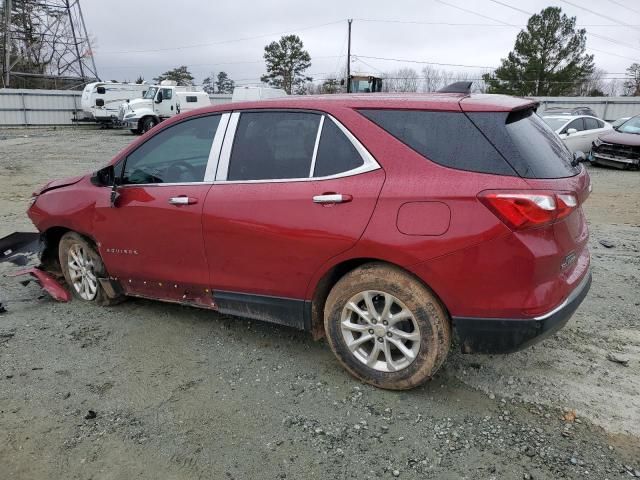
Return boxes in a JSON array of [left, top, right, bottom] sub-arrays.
[[437, 81, 473, 94]]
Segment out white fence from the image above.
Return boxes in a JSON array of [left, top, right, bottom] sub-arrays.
[[2, 89, 640, 126], [0, 89, 233, 126]]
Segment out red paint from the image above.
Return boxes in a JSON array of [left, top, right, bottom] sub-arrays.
[[9, 268, 71, 302], [396, 202, 451, 236], [27, 93, 590, 323]]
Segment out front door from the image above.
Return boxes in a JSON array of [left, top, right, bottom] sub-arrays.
[[93, 114, 222, 303], [202, 111, 385, 326], [155, 87, 175, 119]]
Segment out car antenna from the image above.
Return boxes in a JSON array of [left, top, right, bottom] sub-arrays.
[[438, 82, 473, 94]]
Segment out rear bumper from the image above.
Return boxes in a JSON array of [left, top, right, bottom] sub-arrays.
[[452, 270, 592, 354]]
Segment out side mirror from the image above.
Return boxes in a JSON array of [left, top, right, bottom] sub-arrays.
[[155, 91, 163, 103], [566, 128, 578, 135], [572, 151, 586, 166], [92, 165, 115, 187]]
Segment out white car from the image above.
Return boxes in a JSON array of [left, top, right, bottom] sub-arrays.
[[543, 115, 613, 154]]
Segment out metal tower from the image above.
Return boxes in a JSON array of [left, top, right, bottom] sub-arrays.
[[1, 0, 99, 89]]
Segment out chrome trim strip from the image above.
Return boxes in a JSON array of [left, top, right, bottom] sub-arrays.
[[309, 115, 325, 178], [534, 269, 591, 321], [214, 112, 380, 184], [215, 111, 240, 181], [203, 113, 230, 182]]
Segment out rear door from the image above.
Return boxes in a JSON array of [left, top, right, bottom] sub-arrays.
[[202, 110, 385, 325]]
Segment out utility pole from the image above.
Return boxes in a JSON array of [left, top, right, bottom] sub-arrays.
[[3, 0, 12, 87], [346, 18, 352, 93]]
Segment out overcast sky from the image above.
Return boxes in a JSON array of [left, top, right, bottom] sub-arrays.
[[82, 0, 640, 85]]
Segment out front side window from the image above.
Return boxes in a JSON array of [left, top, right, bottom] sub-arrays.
[[161, 88, 173, 100], [227, 112, 321, 181], [563, 118, 585, 133], [122, 115, 220, 185]]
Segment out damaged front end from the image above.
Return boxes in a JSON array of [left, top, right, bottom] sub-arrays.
[[0, 231, 71, 304]]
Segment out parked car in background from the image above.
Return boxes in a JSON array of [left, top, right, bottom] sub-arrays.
[[26, 92, 592, 390], [543, 106, 599, 118], [611, 116, 631, 128], [543, 115, 613, 153], [591, 115, 640, 169], [81, 81, 148, 125]]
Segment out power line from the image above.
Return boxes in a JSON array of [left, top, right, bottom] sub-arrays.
[[606, 0, 640, 16], [484, 0, 640, 54], [355, 18, 640, 27], [434, 0, 511, 25], [100, 19, 345, 55], [355, 54, 496, 69], [558, 0, 640, 32]]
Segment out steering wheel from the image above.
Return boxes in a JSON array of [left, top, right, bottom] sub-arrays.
[[165, 160, 199, 182]]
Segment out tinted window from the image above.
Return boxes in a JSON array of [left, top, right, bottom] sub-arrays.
[[467, 110, 579, 179], [161, 88, 173, 100], [584, 117, 600, 130], [564, 118, 585, 132], [313, 119, 364, 177], [359, 109, 515, 176], [228, 112, 320, 181], [123, 115, 219, 184], [186, 96, 198, 103]]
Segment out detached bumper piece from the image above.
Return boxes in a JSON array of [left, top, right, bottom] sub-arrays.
[[452, 271, 592, 354], [7, 267, 71, 303]]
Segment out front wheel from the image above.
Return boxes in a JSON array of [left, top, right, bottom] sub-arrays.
[[59, 232, 124, 306], [140, 117, 157, 134], [324, 263, 451, 390], [130, 128, 141, 135]]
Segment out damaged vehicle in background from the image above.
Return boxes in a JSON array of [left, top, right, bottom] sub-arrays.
[[542, 114, 613, 154], [8, 86, 593, 390], [591, 115, 640, 169]]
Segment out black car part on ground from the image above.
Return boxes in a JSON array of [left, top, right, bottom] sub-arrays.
[[0, 232, 42, 266]]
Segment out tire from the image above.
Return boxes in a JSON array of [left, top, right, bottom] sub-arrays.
[[324, 263, 451, 390], [140, 117, 156, 134], [58, 232, 125, 306], [130, 128, 141, 135]]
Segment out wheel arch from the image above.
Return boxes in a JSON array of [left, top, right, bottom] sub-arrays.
[[308, 257, 450, 340], [40, 226, 99, 273]]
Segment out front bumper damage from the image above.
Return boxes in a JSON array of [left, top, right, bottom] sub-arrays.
[[0, 232, 71, 304]]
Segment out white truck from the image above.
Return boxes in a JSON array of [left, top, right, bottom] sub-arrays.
[[231, 86, 288, 102], [80, 81, 148, 125], [119, 81, 210, 134]]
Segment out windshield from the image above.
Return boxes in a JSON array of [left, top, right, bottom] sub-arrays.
[[542, 117, 569, 132], [143, 87, 157, 100], [617, 116, 640, 134]]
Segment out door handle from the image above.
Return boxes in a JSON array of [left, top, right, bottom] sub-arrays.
[[168, 196, 197, 205], [313, 193, 353, 205]]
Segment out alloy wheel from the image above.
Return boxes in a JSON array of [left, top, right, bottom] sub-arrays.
[[67, 243, 98, 300], [340, 290, 421, 372]]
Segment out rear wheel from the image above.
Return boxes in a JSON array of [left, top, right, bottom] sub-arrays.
[[140, 117, 157, 134], [59, 232, 124, 306], [324, 263, 451, 390]]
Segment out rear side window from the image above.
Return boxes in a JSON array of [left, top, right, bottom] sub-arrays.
[[358, 109, 515, 176], [186, 96, 198, 103], [228, 112, 321, 181], [313, 119, 364, 177], [467, 110, 579, 179], [584, 117, 600, 130]]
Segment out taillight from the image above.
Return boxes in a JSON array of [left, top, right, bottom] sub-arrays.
[[479, 190, 578, 230]]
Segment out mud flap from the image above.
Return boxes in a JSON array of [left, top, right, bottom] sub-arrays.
[[7, 267, 71, 302], [0, 232, 42, 266]]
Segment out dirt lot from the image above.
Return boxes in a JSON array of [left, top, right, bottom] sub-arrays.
[[1, 126, 639, 480]]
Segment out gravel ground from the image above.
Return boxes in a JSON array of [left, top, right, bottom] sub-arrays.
[[0, 126, 639, 479]]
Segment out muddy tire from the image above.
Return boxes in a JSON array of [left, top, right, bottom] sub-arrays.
[[58, 232, 124, 306], [140, 117, 156, 134], [324, 263, 451, 390]]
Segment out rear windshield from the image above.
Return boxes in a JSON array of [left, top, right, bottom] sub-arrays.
[[359, 108, 579, 179]]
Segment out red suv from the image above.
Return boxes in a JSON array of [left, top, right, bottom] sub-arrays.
[[27, 93, 592, 389]]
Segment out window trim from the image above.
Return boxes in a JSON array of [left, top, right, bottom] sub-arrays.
[[215, 110, 380, 184], [119, 112, 228, 188]]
